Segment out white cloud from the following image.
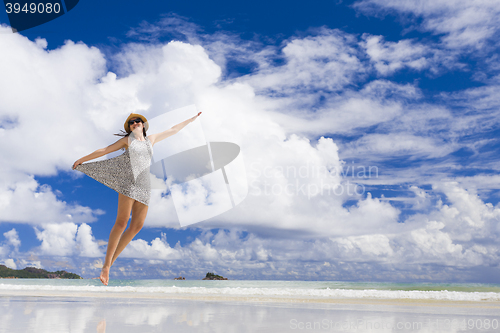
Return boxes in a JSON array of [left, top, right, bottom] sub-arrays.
[[360, 34, 460, 76], [342, 133, 455, 160], [449, 175, 500, 201], [121, 233, 181, 260], [0, 176, 100, 225], [410, 221, 463, 260], [126, 13, 202, 44], [33, 222, 102, 257], [34, 223, 78, 256], [335, 234, 394, 258], [253, 29, 362, 92], [75, 223, 102, 257], [0, 26, 108, 226], [109, 40, 221, 113], [431, 181, 500, 241], [3, 229, 20, 249], [362, 35, 430, 75], [265, 82, 410, 137], [0, 245, 8, 258], [0, 229, 20, 262], [1, 258, 17, 269], [443, 83, 500, 115], [0, 30, 107, 177], [124, 13, 276, 77], [354, 0, 500, 50], [18, 259, 42, 269]]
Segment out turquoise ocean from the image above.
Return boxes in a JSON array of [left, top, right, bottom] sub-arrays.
[[1, 279, 499, 302]]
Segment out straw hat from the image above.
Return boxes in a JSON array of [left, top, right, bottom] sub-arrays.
[[124, 113, 149, 133]]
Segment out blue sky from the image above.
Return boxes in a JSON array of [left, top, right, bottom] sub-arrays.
[[1, 0, 500, 282]]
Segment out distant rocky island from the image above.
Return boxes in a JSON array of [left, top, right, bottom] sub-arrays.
[[172, 273, 228, 280], [202, 272, 228, 280], [0, 265, 82, 279]]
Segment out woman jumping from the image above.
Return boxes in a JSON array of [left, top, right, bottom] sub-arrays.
[[73, 111, 201, 285]]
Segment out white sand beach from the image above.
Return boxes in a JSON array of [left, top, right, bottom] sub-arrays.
[[1, 288, 500, 333]]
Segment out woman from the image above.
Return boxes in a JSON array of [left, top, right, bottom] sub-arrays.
[[72, 111, 201, 285]]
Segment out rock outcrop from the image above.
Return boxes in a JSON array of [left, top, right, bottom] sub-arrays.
[[202, 272, 228, 280]]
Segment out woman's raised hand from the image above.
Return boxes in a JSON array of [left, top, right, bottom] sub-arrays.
[[190, 112, 202, 122], [72, 159, 83, 170]]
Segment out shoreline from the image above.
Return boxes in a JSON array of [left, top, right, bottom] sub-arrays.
[[2, 289, 500, 309]]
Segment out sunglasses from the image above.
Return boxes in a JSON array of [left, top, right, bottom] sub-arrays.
[[128, 119, 143, 125]]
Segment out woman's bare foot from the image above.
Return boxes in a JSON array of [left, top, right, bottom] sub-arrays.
[[100, 266, 110, 286]]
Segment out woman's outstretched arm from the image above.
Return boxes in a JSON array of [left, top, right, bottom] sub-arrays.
[[72, 137, 128, 169], [148, 112, 202, 147]]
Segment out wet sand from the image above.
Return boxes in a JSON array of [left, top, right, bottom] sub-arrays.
[[1, 289, 499, 332]]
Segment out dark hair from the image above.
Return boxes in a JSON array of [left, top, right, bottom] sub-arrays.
[[114, 127, 147, 138], [115, 118, 147, 138]]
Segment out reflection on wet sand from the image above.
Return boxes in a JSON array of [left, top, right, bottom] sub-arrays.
[[96, 319, 106, 333], [0, 295, 499, 333]]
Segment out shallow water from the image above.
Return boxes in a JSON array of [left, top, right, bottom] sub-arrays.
[[1, 279, 500, 302]]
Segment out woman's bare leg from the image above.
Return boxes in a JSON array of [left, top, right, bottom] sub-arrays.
[[100, 193, 134, 285], [110, 200, 148, 266]]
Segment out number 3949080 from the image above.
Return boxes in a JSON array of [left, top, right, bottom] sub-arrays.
[[5, 3, 61, 14]]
